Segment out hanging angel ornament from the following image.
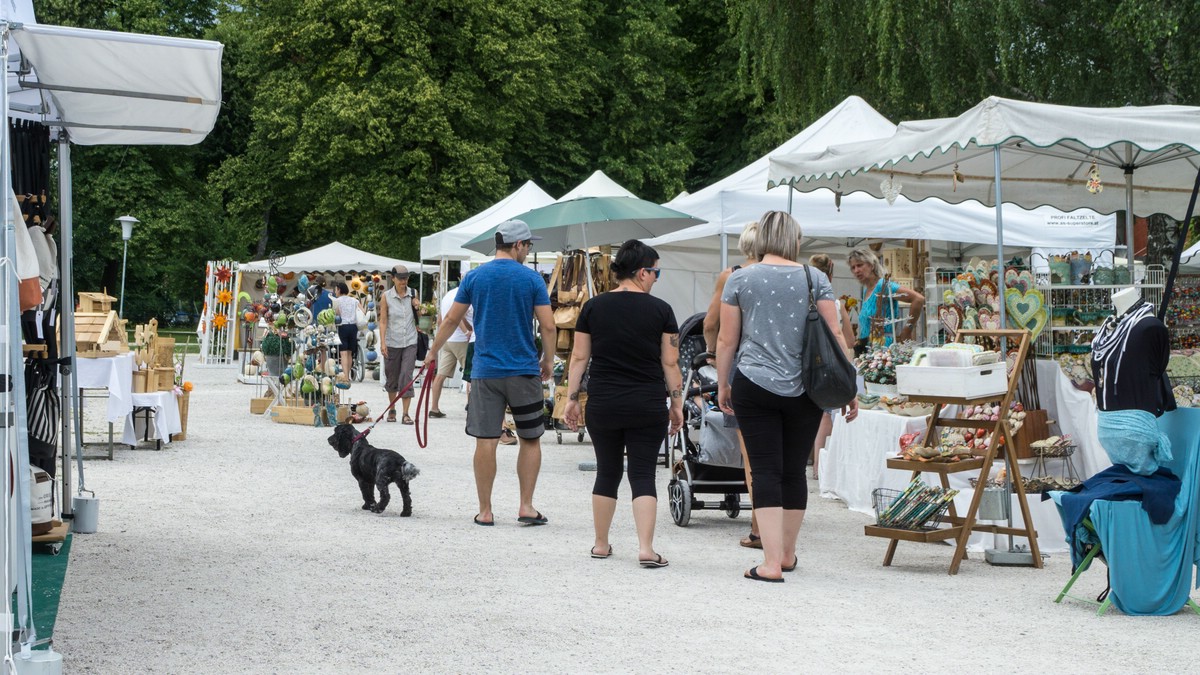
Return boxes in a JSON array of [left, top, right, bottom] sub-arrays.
[[1086, 161, 1103, 194]]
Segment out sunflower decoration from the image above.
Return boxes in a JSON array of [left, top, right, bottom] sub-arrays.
[[213, 313, 228, 329], [215, 265, 233, 283], [216, 289, 234, 306]]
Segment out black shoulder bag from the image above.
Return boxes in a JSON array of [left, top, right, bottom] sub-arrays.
[[801, 265, 857, 409]]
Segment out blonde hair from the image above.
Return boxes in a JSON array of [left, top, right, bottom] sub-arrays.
[[738, 222, 759, 260], [754, 211, 802, 262], [809, 253, 833, 278], [848, 247, 886, 279]]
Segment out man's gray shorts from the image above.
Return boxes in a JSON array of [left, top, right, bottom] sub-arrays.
[[466, 375, 545, 440]]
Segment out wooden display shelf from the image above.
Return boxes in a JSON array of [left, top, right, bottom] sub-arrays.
[[864, 524, 962, 542], [886, 457, 985, 474], [873, 328, 1042, 575], [32, 520, 68, 543], [905, 393, 1006, 405]]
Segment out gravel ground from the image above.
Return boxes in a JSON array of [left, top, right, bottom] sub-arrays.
[[53, 358, 1198, 673]]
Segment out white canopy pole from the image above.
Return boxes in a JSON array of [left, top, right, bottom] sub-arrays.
[[58, 135, 80, 514], [581, 223, 595, 297], [718, 233, 728, 271], [994, 147, 1008, 330]]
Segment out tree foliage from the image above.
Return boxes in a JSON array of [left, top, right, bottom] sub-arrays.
[[34, 0, 1200, 321]]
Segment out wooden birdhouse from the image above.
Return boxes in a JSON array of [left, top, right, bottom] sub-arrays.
[[77, 291, 117, 314], [75, 291, 128, 358]]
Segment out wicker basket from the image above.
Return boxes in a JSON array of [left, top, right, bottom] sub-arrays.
[[872, 486, 953, 531]]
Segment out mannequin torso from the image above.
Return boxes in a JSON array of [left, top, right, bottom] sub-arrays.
[[1090, 290, 1174, 415]]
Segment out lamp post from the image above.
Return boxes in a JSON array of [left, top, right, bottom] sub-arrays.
[[116, 215, 139, 318]]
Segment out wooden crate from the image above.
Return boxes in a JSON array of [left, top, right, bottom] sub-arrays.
[[271, 404, 321, 426], [250, 396, 274, 415], [149, 367, 176, 392]]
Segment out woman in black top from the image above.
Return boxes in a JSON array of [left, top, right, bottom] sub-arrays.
[[564, 240, 683, 567]]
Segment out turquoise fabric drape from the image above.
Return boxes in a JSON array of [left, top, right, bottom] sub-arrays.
[[1090, 408, 1200, 615]]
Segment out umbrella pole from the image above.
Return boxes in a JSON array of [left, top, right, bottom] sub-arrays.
[[719, 233, 728, 270], [582, 223, 595, 298], [1125, 143, 1136, 278]]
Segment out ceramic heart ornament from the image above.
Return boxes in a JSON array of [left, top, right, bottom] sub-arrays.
[[962, 307, 979, 332], [1003, 269, 1036, 295], [951, 278, 975, 309], [973, 279, 999, 310], [939, 304, 963, 341], [1005, 287, 1048, 339], [977, 307, 1002, 331]]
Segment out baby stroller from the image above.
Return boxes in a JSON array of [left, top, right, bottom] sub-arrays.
[[666, 312, 751, 527]]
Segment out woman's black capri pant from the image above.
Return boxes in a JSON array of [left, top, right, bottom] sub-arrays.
[[587, 409, 666, 500], [731, 370, 823, 510]]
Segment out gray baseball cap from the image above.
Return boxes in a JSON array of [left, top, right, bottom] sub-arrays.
[[494, 219, 542, 245]]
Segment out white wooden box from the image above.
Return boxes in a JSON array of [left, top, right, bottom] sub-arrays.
[[896, 364, 1007, 399]]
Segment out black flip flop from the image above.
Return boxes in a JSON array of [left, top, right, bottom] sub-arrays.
[[740, 533, 762, 549], [782, 556, 798, 573], [744, 566, 784, 583], [473, 514, 494, 526], [590, 545, 613, 559], [638, 554, 669, 568], [517, 511, 548, 525], [429, 410, 446, 418]]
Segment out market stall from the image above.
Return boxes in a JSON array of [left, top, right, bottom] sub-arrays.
[[770, 96, 1200, 568]]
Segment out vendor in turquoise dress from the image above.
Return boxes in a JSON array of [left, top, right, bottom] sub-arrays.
[[847, 247, 925, 355]]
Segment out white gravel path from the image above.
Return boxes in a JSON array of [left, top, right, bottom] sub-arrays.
[[52, 358, 1198, 673]]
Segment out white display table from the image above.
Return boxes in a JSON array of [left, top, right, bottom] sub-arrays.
[[74, 352, 135, 422], [127, 391, 183, 447]]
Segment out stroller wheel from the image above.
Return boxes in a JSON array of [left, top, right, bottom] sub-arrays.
[[668, 479, 692, 527], [724, 493, 741, 519]]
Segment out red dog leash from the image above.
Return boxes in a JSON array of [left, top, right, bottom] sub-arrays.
[[352, 359, 437, 447]]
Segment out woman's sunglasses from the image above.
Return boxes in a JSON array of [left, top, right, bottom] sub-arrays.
[[642, 267, 661, 280]]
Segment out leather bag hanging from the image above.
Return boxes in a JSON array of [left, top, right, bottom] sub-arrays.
[[553, 251, 589, 330], [801, 266, 857, 409]]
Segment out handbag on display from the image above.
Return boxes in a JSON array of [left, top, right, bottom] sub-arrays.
[[549, 251, 590, 330], [801, 265, 857, 409]]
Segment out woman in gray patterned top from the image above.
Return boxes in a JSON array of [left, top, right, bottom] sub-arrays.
[[715, 211, 858, 583]]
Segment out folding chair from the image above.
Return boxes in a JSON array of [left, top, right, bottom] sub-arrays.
[[1052, 408, 1200, 616]]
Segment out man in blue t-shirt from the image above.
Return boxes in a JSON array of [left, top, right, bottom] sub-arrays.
[[429, 219, 556, 527]]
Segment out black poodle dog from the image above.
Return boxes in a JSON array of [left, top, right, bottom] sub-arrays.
[[328, 424, 420, 516]]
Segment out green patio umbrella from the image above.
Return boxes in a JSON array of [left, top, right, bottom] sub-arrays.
[[461, 196, 705, 255]]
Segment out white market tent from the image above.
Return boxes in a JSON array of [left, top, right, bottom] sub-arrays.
[[241, 241, 434, 275], [558, 169, 636, 201], [0, 3, 225, 661], [648, 96, 1116, 320], [419, 180, 554, 263], [767, 96, 1200, 325], [769, 96, 1200, 261]]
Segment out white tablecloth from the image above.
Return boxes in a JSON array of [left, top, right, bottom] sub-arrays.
[[819, 409, 927, 513], [125, 391, 183, 446], [75, 353, 135, 423]]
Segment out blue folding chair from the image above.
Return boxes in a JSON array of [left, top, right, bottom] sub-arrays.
[[1052, 408, 1200, 616]]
